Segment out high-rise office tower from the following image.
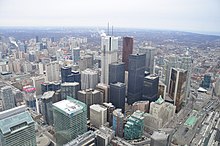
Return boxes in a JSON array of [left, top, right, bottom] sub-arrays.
[[179, 49, 192, 98], [101, 34, 118, 84], [201, 74, 211, 89], [90, 104, 107, 128], [61, 82, 80, 100], [81, 68, 99, 90], [79, 54, 93, 71], [23, 85, 36, 110], [61, 66, 72, 83], [41, 91, 54, 125], [168, 68, 187, 112], [72, 47, 80, 64], [96, 83, 109, 103], [139, 46, 156, 74], [110, 82, 126, 112], [36, 36, 39, 43], [61, 66, 81, 83], [78, 89, 102, 117], [103, 102, 115, 127], [41, 81, 61, 94], [1, 86, 15, 111], [127, 54, 146, 104], [53, 97, 87, 146], [142, 74, 159, 101], [31, 75, 45, 95], [164, 54, 179, 91], [0, 106, 36, 146], [158, 81, 167, 99], [45, 61, 60, 82], [124, 110, 144, 140], [109, 62, 125, 84], [122, 37, 133, 71], [112, 109, 124, 138], [214, 78, 220, 97]]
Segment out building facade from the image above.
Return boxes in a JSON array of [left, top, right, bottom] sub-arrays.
[[109, 62, 125, 84], [122, 37, 133, 71]]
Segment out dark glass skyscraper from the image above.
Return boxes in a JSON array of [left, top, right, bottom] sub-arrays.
[[127, 54, 146, 104], [110, 82, 126, 113], [142, 74, 159, 102], [109, 62, 125, 84], [61, 66, 72, 83], [122, 37, 133, 71], [61, 66, 81, 84]]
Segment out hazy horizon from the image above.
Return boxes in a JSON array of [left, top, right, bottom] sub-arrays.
[[0, 0, 219, 35]]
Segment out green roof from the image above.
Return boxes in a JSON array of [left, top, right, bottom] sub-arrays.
[[155, 95, 164, 104], [0, 111, 34, 135], [184, 116, 197, 127]]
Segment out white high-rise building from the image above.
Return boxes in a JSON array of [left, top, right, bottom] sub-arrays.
[[81, 68, 99, 90], [90, 104, 107, 128], [45, 61, 60, 82], [101, 34, 118, 84]]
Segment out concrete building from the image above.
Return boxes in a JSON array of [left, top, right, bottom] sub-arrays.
[[0, 86, 15, 111], [95, 126, 115, 146], [143, 113, 163, 132], [90, 104, 107, 128], [127, 54, 146, 104], [150, 131, 171, 146], [81, 68, 99, 90], [31, 75, 45, 95], [63, 131, 96, 146], [79, 54, 93, 71], [110, 82, 126, 112], [72, 47, 80, 64], [132, 101, 149, 113], [101, 34, 118, 84], [109, 62, 125, 84], [168, 68, 187, 112], [0, 106, 36, 146], [158, 81, 167, 99], [124, 110, 144, 140], [41, 91, 55, 125], [113, 109, 124, 138], [122, 37, 133, 71], [139, 46, 156, 74], [96, 83, 109, 103], [214, 78, 220, 97], [53, 97, 87, 146], [61, 82, 80, 100], [142, 74, 159, 102], [103, 102, 115, 127], [78, 89, 102, 117], [45, 61, 60, 82], [150, 96, 176, 126], [23, 85, 36, 110]]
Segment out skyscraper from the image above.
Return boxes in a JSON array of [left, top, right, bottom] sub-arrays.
[[61, 82, 80, 100], [53, 97, 87, 146], [112, 109, 124, 138], [0, 86, 15, 110], [101, 34, 118, 84], [103, 102, 115, 127], [90, 104, 107, 128], [96, 83, 109, 103], [110, 82, 126, 112], [109, 62, 125, 84], [122, 37, 133, 71], [127, 54, 146, 104], [142, 74, 159, 101], [81, 68, 99, 90], [168, 68, 187, 112], [139, 46, 156, 74], [41, 91, 54, 125], [45, 61, 60, 82], [0, 106, 36, 146], [72, 47, 80, 64], [61, 66, 72, 83]]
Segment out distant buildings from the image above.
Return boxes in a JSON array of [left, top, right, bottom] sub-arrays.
[[110, 82, 126, 112], [0, 106, 36, 146], [201, 74, 212, 89], [61, 82, 80, 100], [81, 68, 99, 90], [112, 109, 124, 138], [53, 97, 87, 146], [101, 35, 118, 85], [0, 86, 15, 110], [109, 62, 125, 84], [122, 37, 133, 71], [90, 104, 107, 128], [124, 110, 144, 140], [168, 68, 187, 112], [45, 61, 60, 82], [142, 74, 159, 101], [127, 54, 146, 104]]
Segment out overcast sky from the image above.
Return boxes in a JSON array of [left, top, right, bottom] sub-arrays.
[[0, 0, 219, 33]]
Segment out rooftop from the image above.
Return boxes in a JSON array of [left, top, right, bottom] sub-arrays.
[[41, 91, 55, 100], [184, 116, 198, 127], [90, 104, 107, 112], [53, 98, 85, 116], [61, 82, 79, 87], [0, 111, 34, 135]]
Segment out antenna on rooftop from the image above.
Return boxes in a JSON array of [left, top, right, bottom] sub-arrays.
[[107, 22, 109, 35], [112, 25, 114, 36]]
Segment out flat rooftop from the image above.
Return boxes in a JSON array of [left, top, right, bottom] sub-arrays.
[[53, 99, 83, 116], [41, 91, 55, 99], [184, 116, 197, 127], [61, 82, 79, 86]]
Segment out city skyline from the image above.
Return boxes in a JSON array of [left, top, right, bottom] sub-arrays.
[[0, 0, 220, 35]]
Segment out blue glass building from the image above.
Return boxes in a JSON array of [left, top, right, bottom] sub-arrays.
[[109, 62, 125, 84]]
